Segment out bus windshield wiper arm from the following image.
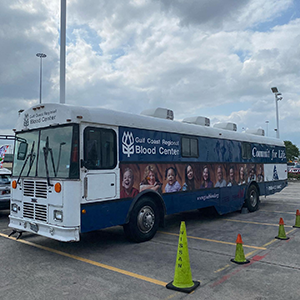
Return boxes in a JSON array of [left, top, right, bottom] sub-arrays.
[[43, 136, 57, 186], [26, 141, 36, 176], [17, 141, 34, 184]]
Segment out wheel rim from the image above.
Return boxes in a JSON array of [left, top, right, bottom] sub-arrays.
[[249, 190, 257, 207], [137, 205, 155, 234]]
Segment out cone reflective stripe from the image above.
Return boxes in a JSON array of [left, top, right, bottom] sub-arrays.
[[166, 222, 200, 293], [276, 217, 289, 240], [293, 210, 300, 228], [231, 234, 250, 264]]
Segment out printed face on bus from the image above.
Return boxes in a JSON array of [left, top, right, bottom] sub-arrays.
[[123, 170, 134, 190], [147, 171, 156, 185], [167, 168, 176, 185], [240, 167, 245, 179], [203, 167, 209, 181], [217, 167, 223, 181], [187, 165, 194, 180], [229, 168, 234, 180]]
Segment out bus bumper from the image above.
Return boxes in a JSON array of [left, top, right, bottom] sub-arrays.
[[8, 216, 80, 242]]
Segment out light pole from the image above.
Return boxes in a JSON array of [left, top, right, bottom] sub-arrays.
[[271, 87, 283, 139], [36, 53, 47, 104], [265, 120, 269, 136], [60, 0, 66, 104]]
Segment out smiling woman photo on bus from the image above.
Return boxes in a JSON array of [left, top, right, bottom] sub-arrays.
[[227, 165, 237, 186], [182, 164, 195, 191], [120, 168, 139, 199], [238, 166, 246, 185], [200, 166, 213, 189], [164, 166, 181, 193], [257, 165, 264, 182], [140, 164, 162, 193], [248, 167, 257, 182]]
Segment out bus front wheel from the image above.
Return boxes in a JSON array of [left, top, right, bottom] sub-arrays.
[[123, 197, 159, 243], [245, 185, 259, 212]]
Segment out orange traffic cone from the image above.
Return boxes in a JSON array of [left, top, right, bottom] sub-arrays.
[[293, 210, 300, 228], [275, 218, 289, 240], [231, 234, 250, 264]]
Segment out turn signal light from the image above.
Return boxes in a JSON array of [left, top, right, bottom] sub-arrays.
[[12, 180, 17, 189], [55, 183, 62, 193]]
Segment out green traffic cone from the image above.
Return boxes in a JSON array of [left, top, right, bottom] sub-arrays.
[[293, 210, 300, 228], [166, 221, 200, 293], [276, 218, 289, 240], [231, 234, 250, 264]]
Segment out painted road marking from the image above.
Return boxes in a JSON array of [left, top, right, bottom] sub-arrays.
[[259, 210, 295, 215], [223, 219, 293, 228], [159, 231, 266, 250], [214, 264, 230, 273], [0, 232, 167, 287]]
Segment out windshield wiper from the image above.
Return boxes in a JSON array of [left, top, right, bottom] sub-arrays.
[[17, 141, 34, 184], [43, 136, 57, 186], [27, 143, 36, 176]]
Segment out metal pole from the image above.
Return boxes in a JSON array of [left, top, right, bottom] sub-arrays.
[[36, 53, 47, 104], [39, 57, 42, 104], [60, 0, 66, 104], [275, 95, 280, 139], [265, 121, 269, 137]]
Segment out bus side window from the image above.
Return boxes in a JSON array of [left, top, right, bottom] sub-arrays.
[[181, 137, 199, 158], [242, 142, 251, 160], [84, 127, 117, 169]]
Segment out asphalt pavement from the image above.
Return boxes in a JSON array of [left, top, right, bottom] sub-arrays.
[[1, 181, 300, 300]]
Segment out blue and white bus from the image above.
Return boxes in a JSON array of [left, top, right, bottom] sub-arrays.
[[9, 104, 287, 242]]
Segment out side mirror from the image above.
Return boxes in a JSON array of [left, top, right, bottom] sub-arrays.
[[17, 142, 28, 160]]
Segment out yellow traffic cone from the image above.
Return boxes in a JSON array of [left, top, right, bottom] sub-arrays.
[[293, 210, 300, 228], [231, 234, 250, 264], [166, 221, 200, 293], [275, 218, 289, 240]]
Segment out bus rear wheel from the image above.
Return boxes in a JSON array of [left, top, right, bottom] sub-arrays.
[[245, 185, 259, 212], [123, 197, 159, 243]]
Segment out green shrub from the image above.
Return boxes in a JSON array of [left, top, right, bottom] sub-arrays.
[[288, 173, 300, 180]]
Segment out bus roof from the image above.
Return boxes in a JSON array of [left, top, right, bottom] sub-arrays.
[[16, 103, 284, 147]]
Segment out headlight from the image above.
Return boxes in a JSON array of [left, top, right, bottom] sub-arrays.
[[54, 210, 63, 222], [11, 203, 19, 213]]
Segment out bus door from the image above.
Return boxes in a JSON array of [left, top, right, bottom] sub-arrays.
[[81, 126, 118, 201]]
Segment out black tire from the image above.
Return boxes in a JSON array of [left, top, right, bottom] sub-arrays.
[[123, 197, 159, 243], [245, 185, 259, 212]]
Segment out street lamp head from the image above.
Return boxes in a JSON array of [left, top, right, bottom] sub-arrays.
[[271, 87, 278, 93], [36, 53, 47, 58]]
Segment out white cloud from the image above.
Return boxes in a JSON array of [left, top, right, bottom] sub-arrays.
[[1, 0, 300, 149]]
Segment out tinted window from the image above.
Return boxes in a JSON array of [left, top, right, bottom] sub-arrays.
[[84, 127, 117, 169], [181, 137, 199, 158], [242, 142, 251, 160]]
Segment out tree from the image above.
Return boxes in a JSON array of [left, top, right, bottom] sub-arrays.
[[284, 141, 299, 162]]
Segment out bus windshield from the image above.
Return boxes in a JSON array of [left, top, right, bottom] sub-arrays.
[[13, 125, 79, 179]]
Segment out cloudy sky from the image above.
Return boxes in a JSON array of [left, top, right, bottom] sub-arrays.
[[1, 0, 300, 150]]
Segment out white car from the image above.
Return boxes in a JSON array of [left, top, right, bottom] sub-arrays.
[[0, 168, 11, 210]]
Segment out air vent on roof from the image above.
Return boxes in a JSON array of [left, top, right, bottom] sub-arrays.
[[213, 122, 237, 131], [245, 128, 265, 136], [140, 108, 174, 120], [182, 116, 210, 126]]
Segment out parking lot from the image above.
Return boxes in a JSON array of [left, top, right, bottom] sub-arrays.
[[1, 182, 300, 300]]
